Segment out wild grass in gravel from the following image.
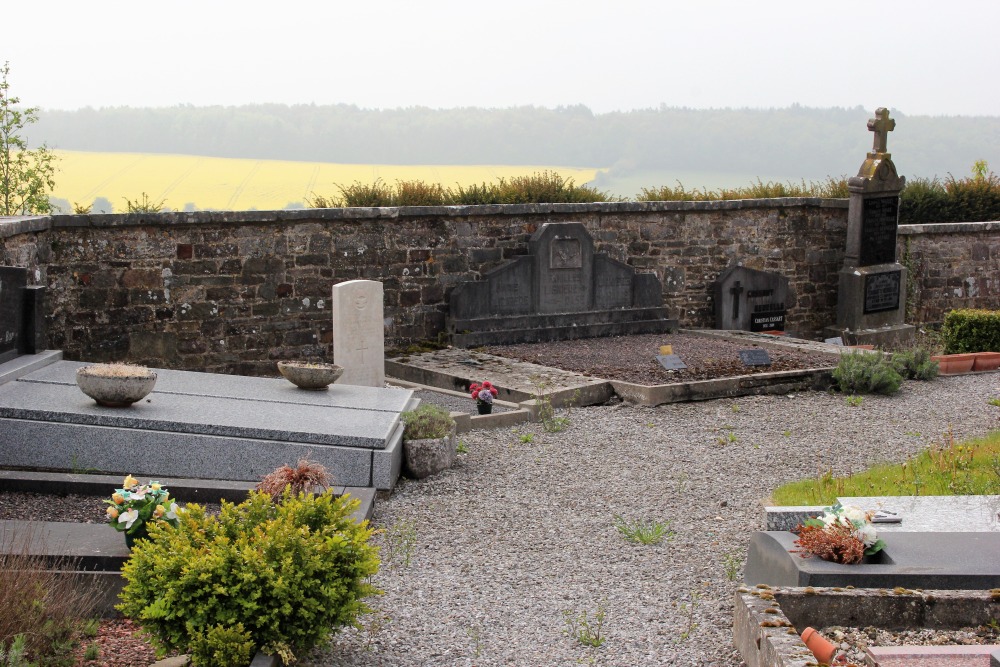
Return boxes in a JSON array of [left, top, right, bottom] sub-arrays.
[[562, 601, 607, 648], [772, 429, 1000, 504], [382, 520, 417, 570], [613, 515, 675, 545], [0, 524, 99, 666]]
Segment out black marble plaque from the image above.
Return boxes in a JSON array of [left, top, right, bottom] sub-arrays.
[[860, 196, 899, 266], [0, 267, 28, 358], [738, 349, 772, 366], [750, 309, 786, 332], [863, 271, 901, 314], [655, 354, 687, 371]]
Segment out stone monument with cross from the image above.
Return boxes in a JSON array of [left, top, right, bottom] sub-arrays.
[[331, 279, 385, 387], [825, 107, 915, 345]]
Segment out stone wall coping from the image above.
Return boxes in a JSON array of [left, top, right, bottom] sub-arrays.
[[1, 198, 849, 237], [898, 220, 1000, 234]]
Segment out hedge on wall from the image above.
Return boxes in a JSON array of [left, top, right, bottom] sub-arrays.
[[941, 308, 1000, 353]]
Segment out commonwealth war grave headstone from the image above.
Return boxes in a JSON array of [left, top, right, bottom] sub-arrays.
[[447, 222, 677, 347], [713, 266, 789, 333], [827, 107, 915, 345], [332, 279, 385, 387]]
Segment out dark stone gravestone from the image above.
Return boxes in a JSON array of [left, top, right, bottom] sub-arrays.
[[713, 266, 789, 332], [448, 222, 677, 347], [738, 349, 771, 366], [0, 267, 46, 364], [826, 108, 915, 346]]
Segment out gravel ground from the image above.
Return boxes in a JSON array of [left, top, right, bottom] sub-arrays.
[[412, 389, 515, 414], [481, 332, 838, 384], [2, 374, 998, 666]]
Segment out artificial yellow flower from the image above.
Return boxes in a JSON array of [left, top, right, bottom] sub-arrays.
[[153, 505, 165, 519], [112, 493, 125, 505], [150, 482, 162, 491], [123, 475, 139, 488], [106, 506, 119, 519]]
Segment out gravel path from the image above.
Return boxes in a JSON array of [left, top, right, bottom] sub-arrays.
[[2, 374, 998, 666], [302, 373, 1000, 666]]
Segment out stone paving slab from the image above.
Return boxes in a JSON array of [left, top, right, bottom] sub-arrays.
[[868, 645, 1000, 667], [839, 495, 1000, 533]]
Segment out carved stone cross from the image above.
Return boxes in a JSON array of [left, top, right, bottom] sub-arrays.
[[730, 280, 743, 319], [867, 107, 895, 154]]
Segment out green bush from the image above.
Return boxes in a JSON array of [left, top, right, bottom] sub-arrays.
[[400, 403, 455, 440], [890, 347, 939, 381], [189, 623, 255, 667], [831, 351, 903, 395], [899, 165, 1000, 224], [636, 177, 849, 202], [941, 309, 1000, 353], [117, 490, 379, 663], [308, 171, 615, 207]]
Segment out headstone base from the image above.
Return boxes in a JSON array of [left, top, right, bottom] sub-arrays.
[[822, 323, 915, 348]]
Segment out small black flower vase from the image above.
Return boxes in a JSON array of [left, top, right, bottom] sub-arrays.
[[477, 402, 493, 415], [124, 524, 149, 549]]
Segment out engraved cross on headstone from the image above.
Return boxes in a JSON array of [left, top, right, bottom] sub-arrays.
[[730, 280, 743, 319], [867, 107, 895, 154]]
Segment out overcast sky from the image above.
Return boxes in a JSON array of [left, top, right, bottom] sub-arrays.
[[6, 0, 998, 116]]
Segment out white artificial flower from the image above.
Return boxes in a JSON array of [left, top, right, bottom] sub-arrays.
[[842, 505, 868, 525], [855, 523, 878, 547], [165, 502, 180, 520], [120, 509, 140, 529]]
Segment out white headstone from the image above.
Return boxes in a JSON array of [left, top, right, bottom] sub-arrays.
[[331, 280, 384, 387]]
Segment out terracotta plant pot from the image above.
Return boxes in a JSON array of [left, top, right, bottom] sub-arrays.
[[931, 353, 977, 375], [277, 361, 344, 390], [800, 627, 838, 664], [76, 364, 157, 407], [972, 352, 1000, 372]]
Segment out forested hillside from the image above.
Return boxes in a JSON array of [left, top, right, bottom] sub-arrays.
[[26, 105, 1000, 180]]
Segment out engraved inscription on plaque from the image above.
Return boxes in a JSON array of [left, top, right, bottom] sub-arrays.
[[860, 196, 899, 266], [550, 237, 582, 269], [863, 271, 901, 314], [738, 349, 772, 366]]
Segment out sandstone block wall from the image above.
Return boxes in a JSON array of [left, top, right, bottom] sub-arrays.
[[2, 203, 997, 374]]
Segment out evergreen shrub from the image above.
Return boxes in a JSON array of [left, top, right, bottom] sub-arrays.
[[941, 309, 1000, 353], [831, 351, 903, 395], [890, 347, 939, 381], [400, 403, 455, 440], [117, 490, 379, 663]]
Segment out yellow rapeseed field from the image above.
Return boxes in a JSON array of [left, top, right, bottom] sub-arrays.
[[50, 150, 602, 212]]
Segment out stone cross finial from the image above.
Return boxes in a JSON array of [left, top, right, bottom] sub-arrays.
[[867, 107, 895, 154]]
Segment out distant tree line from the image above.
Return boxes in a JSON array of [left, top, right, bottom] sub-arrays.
[[25, 104, 1000, 181]]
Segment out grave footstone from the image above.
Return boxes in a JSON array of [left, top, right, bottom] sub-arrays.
[[332, 280, 385, 387], [826, 107, 915, 346], [447, 222, 677, 347], [713, 266, 789, 333], [0, 266, 46, 364]]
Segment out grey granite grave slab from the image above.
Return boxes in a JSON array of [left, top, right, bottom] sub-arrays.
[[0, 379, 398, 448], [0, 358, 416, 489], [744, 530, 1000, 589], [0, 349, 61, 386], [20, 361, 412, 413]]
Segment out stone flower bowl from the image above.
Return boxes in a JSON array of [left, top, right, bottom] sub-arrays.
[[277, 361, 344, 390], [76, 363, 158, 407]]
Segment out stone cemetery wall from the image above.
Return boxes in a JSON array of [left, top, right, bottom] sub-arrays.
[[898, 220, 1000, 325], [1, 204, 998, 374]]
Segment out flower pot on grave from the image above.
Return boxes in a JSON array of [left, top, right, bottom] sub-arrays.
[[124, 523, 149, 550], [403, 426, 457, 479], [931, 353, 977, 375], [477, 402, 493, 415], [277, 361, 344, 390], [800, 627, 838, 664], [972, 352, 1000, 372], [76, 364, 157, 407]]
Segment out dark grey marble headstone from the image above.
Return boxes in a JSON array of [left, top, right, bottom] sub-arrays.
[[714, 266, 789, 332], [448, 222, 677, 347], [0, 268, 43, 363]]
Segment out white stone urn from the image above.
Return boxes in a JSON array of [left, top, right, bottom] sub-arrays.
[[403, 426, 457, 479], [277, 361, 344, 390], [76, 364, 157, 407]]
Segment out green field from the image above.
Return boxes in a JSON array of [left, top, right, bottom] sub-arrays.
[[49, 151, 605, 212]]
